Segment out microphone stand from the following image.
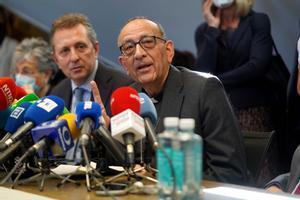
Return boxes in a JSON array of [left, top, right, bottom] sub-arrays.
[[80, 135, 105, 191], [11, 147, 80, 191]]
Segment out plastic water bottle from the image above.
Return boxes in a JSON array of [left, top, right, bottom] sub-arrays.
[[179, 118, 202, 200], [157, 117, 179, 200]]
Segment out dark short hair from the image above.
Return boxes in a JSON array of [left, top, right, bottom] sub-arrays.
[[50, 13, 97, 49]]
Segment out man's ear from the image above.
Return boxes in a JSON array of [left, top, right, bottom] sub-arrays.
[[52, 52, 60, 68], [118, 56, 129, 73], [165, 40, 175, 64], [94, 41, 100, 55]]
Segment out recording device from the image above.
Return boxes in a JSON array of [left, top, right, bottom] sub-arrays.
[[0, 77, 16, 110], [58, 113, 81, 139], [0, 96, 65, 151], [139, 93, 158, 149], [11, 93, 39, 109], [212, 0, 234, 8], [75, 101, 101, 146], [4, 102, 32, 136], [30, 119, 74, 158], [0, 107, 12, 131], [110, 87, 145, 166]]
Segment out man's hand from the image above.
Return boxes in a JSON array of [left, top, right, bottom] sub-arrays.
[[90, 80, 110, 128], [202, 0, 221, 28], [266, 185, 284, 193]]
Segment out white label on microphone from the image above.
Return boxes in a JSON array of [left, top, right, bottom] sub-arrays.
[[84, 101, 93, 110], [10, 107, 25, 119], [37, 98, 58, 112], [111, 109, 146, 144]]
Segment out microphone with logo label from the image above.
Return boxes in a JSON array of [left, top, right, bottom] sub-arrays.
[[0, 102, 32, 147], [75, 101, 101, 147], [30, 119, 75, 158], [0, 113, 78, 164], [138, 93, 158, 165], [110, 87, 145, 167], [0, 77, 16, 110], [139, 93, 158, 149], [1, 95, 65, 151]]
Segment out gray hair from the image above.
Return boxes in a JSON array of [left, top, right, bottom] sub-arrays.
[[11, 37, 57, 76]]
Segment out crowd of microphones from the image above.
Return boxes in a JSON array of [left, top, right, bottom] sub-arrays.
[[0, 77, 160, 193], [0, 76, 204, 199]]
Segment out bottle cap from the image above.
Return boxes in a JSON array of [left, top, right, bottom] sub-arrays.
[[179, 118, 195, 130]]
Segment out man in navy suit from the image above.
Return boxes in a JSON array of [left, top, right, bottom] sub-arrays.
[[50, 13, 132, 115]]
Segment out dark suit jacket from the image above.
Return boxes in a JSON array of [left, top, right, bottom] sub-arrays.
[[132, 66, 248, 185], [50, 62, 133, 116], [194, 10, 272, 109]]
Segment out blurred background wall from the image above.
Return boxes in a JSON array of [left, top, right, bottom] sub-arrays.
[[1, 0, 299, 70]]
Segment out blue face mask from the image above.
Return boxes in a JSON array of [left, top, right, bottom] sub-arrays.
[[15, 74, 41, 92]]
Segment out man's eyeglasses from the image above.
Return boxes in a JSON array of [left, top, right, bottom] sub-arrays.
[[119, 36, 166, 56]]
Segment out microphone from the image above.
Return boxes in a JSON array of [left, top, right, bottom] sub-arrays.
[[4, 102, 32, 135], [139, 93, 158, 149], [0, 77, 16, 110], [10, 93, 39, 109], [0, 107, 12, 130], [1, 95, 65, 150], [0, 102, 33, 148], [75, 101, 101, 146], [30, 119, 75, 158], [15, 85, 27, 100], [110, 87, 145, 166], [58, 113, 81, 140]]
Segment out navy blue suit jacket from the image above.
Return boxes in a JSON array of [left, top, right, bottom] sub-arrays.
[[194, 10, 272, 109]]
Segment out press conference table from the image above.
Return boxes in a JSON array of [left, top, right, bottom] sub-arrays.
[[4, 177, 299, 200], [5, 178, 218, 200]]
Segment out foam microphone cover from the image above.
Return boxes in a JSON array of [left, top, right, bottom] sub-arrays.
[[110, 86, 140, 116], [11, 93, 39, 109], [0, 107, 13, 129], [138, 93, 158, 125], [15, 85, 27, 100], [58, 113, 81, 139], [0, 77, 16, 110], [24, 95, 65, 125], [75, 101, 101, 129], [4, 102, 32, 133]]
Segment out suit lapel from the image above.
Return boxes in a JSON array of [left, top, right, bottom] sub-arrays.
[[231, 15, 251, 52], [93, 63, 113, 109], [156, 66, 184, 132]]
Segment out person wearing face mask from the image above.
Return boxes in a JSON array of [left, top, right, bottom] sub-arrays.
[[11, 37, 58, 97], [194, 0, 277, 186], [194, 0, 273, 132]]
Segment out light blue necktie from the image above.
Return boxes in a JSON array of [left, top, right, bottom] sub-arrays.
[[66, 87, 85, 163]]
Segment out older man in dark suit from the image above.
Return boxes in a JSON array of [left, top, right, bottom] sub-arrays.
[[92, 16, 248, 185]]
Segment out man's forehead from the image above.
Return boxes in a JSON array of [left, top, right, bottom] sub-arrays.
[[118, 19, 159, 43]]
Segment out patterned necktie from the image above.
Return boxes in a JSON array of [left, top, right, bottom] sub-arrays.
[[73, 87, 85, 112], [66, 87, 85, 162]]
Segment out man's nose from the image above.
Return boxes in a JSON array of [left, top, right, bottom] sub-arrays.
[[69, 48, 79, 61], [134, 43, 147, 59]]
